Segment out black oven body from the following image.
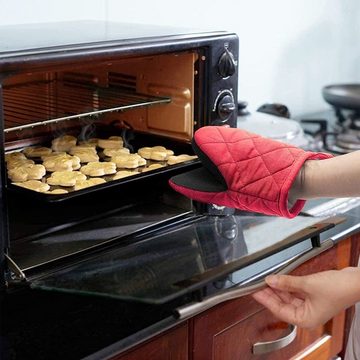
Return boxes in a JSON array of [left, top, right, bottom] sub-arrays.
[[0, 21, 239, 267], [0, 22, 239, 359]]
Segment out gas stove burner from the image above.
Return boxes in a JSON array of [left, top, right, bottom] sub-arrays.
[[319, 84, 360, 153], [348, 115, 360, 130], [320, 128, 360, 154], [336, 131, 360, 150], [321, 111, 360, 153], [299, 118, 354, 154]]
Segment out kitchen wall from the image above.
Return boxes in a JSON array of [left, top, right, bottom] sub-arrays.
[[1, 0, 360, 116]]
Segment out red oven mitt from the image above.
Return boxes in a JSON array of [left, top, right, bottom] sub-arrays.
[[169, 126, 332, 218]]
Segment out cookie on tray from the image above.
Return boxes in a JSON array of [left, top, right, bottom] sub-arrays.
[[13, 180, 50, 193], [8, 164, 46, 182], [97, 136, 124, 149], [69, 146, 99, 163], [5, 152, 27, 162], [78, 138, 98, 147], [103, 148, 130, 158], [112, 170, 138, 180], [80, 162, 117, 177], [23, 146, 52, 158], [41, 152, 67, 161], [7, 158, 35, 170], [167, 154, 198, 165], [111, 154, 146, 169], [52, 135, 77, 152], [74, 178, 106, 190], [43, 154, 81, 172], [137, 146, 174, 161], [47, 171, 86, 187]]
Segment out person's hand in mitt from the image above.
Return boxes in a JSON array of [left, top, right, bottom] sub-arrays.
[[169, 126, 333, 218]]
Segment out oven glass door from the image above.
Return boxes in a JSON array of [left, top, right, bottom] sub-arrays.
[[30, 214, 334, 305]]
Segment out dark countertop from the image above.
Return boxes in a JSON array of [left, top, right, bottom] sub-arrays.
[[304, 197, 360, 243]]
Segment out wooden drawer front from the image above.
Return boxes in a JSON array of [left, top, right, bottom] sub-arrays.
[[192, 239, 350, 360], [212, 308, 343, 360], [111, 324, 188, 360]]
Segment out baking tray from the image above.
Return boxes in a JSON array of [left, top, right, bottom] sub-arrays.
[[8, 159, 200, 203], [6, 131, 199, 202]]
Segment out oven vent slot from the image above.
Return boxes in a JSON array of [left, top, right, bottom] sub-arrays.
[[3, 80, 171, 133], [108, 72, 136, 93]]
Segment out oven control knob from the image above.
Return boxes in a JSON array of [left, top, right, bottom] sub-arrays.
[[215, 90, 236, 121], [218, 48, 236, 78]]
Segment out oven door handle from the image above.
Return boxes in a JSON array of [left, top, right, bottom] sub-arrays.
[[175, 238, 334, 320]]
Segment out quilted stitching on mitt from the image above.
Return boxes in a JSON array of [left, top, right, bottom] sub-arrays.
[[195, 127, 303, 201]]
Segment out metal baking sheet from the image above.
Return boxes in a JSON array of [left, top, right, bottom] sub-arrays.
[[8, 159, 199, 203], [6, 130, 198, 202]]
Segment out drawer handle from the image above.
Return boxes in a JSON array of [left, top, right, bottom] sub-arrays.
[[175, 239, 333, 320], [252, 324, 297, 354]]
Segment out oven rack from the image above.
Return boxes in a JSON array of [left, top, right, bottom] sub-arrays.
[[2, 81, 171, 133]]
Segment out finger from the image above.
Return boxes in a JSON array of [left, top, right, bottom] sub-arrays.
[[275, 289, 304, 307], [253, 289, 304, 325], [253, 287, 303, 308], [252, 287, 280, 305], [266, 274, 307, 293], [292, 291, 306, 300], [252, 287, 286, 307]]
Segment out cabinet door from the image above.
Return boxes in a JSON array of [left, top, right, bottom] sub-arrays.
[[209, 307, 344, 360], [191, 239, 350, 360], [341, 233, 360, 359], [111, 324, 188, 360]]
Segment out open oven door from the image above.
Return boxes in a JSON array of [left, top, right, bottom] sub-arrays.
[[29, 214, 344, 307]]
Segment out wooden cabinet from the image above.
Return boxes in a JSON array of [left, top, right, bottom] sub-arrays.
[[110, 323, 188, 360], [191, 303, 344, 360], [340, 232, 360, 358], [114, 237, 355, 360]]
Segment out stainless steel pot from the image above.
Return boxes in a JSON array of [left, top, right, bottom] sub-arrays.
[[237, 111, 311, 148]]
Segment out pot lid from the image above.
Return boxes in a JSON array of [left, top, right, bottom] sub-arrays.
[[237, 112, 303, 141]]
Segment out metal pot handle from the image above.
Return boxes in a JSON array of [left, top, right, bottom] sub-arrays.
[[175, 238, 334, 320]]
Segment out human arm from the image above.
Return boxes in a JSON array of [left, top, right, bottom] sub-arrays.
[[252, 267, 360, 328], [255, 151, 360, 328], [290, 150, 360, 202], [254, 150, 360, 327]]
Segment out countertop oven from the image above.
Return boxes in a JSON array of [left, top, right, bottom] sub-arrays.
[[0, 20, 239, 269]]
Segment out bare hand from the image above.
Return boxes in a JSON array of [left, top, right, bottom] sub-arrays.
[[252, 268, 360, 328]]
